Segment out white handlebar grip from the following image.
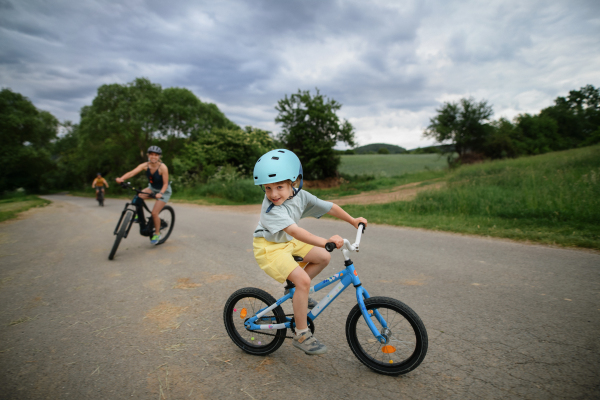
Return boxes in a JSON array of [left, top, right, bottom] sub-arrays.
[[354, 223, 365, 249]]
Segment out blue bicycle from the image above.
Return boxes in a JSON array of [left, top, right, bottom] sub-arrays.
[[223, 224, 428, 376]]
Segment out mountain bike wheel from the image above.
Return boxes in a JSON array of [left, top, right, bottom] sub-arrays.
[[108, 210, 132, 260], [223, 287, 287, 356], [346, 296, 428, 376], [148, 205, 174, 244]]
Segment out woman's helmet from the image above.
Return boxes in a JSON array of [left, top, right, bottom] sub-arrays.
[[253, 149, 304, 209], [147, 145, 162, 155]]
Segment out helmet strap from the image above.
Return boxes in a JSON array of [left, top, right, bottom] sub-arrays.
[[292, 165, 304, 197]]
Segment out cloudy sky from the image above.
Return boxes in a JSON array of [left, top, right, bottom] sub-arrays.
[[1, 0, 599, 149]]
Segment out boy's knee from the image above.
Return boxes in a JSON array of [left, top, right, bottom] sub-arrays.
[[295, 274, 311, 290], [314, 249, 331, 266], [152, 210, 160, 218]]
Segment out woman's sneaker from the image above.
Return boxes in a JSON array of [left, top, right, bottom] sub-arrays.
[[284, 289, 318, 309], [293, 331, 328, 355], [150, 234, 161, 245]]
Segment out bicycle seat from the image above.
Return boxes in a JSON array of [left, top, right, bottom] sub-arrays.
[[293, 256, 304, 262]]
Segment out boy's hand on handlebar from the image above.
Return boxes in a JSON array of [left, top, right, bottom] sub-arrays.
[[327, 235, 344, 249], [115, 177, 124, 183], [352, 217, 368, 230], [155, 193, 163, 199]]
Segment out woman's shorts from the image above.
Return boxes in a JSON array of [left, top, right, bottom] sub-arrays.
[[148, 184, 172, 203], [253, 237, 314, 283]]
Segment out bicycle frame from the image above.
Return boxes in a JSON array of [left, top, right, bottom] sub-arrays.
[[245, 226, 391, 344], [112, 192, 153, 238]]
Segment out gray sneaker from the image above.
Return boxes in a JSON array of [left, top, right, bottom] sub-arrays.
[[284, 289, 317, 309], [293, 331, 328, 355]]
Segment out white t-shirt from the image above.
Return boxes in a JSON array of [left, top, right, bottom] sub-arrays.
[[253, 190, 333, 243]]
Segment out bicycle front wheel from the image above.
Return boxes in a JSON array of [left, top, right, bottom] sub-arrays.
[[108, 210, 132, 260], [153, 205, 175, 244], [346, 296, 428, 376], [223, 287, 287, 356]]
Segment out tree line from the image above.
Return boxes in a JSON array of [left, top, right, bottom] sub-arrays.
[[1, 79, 355, 193], [424, 85, 600, 164], [3, 79, 597, 194]]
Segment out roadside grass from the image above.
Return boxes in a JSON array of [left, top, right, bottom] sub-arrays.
[[339, 153, 448, 176], [0, 194, 51, 223], [174, 180, 264, 204], [310, 169, 448, 199], [337, 145, 600, 250]]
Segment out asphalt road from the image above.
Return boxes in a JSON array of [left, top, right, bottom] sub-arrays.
[[0, 194, 598, 399]]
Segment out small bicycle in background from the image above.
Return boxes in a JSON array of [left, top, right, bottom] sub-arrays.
[[108, 182, 175, 260], [96, 187, 104, 207], [223, 224, 428, 376]]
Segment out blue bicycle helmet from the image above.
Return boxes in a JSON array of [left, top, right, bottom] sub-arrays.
[[254, 149, 304, 211]]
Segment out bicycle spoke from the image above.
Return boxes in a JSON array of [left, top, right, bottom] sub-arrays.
[[353, 305, 417, 366], [231, 295, 278, 348]]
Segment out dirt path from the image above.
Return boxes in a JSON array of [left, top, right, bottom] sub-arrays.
[[332, 181, 445, 206], [194, 180, 445, 214]]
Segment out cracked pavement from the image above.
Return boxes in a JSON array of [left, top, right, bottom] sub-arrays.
[[0, 194, 598, 399]]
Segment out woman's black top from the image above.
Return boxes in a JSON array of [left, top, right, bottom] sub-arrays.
[[146, 163, 164, 190]]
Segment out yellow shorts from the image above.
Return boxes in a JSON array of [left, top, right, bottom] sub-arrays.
[[253, 237, 314, 283]]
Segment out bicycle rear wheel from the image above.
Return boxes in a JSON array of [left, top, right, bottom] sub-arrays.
[[223, 287, 287, 356], [346, 296, 428, 376], [108, 210, 132, 260]]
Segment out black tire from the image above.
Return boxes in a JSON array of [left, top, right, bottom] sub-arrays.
[[346, 296, 428, 376], [223, 287, 287, 356], [98, 190, 104, 206], [148, 205, 175, 244], [108, 210, 132, 260]]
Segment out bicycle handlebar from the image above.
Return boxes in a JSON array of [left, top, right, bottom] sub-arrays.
[[120, 182, 156, 198], [325, 222, 366, 253]]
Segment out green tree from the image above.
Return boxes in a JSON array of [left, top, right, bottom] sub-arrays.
[[0, 88, 58, 191], [423, 98, 493, 162], [174, 126, 273, 181], [76, 77, 238, 182], [540, 84, 600, 148], [513, 113, 559, 155], [275, 89, 355, 180], [484, 118, 519, 159]]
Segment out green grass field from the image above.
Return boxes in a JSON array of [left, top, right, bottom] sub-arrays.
[[0, 195, 51, 223], [338, 145, 600, 250], [339, 154, 448, 176]]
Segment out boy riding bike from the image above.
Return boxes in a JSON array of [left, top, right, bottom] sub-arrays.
[[252, 149, 367, 355], [115, 145, 172, 245], [92, 173, 109, 200]]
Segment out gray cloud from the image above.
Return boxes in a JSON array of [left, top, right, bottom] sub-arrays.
[[1, 0, 599, 149]]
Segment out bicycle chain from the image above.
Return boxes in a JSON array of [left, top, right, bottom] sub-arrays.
[[246, 314, 314, 340], [246, 314, 295, 339]]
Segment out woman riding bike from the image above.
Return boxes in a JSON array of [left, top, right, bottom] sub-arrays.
[[115, 146, 172, 245], [92, 173, 109, 200]]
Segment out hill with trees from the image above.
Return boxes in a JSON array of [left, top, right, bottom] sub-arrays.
[[353, 143, 406, 154]]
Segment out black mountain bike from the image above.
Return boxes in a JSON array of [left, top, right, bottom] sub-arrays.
[[96, 187, 104, 206], [108, 182, 175, 260]]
